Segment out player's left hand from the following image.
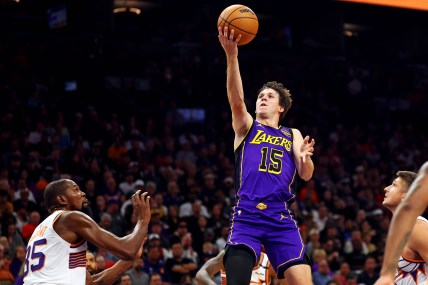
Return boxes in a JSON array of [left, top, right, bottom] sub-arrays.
[[299, 135, 315, 163]]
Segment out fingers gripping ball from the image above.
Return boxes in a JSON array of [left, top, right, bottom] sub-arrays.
[[217, 4, 258, 46]]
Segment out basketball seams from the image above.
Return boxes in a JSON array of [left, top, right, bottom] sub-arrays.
[[224, 5, 246, 23], [218, 5, 246, 31], [228, 18, 258, 35], [217, 4, 258, 45]]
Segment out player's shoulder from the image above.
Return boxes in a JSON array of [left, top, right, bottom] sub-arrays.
[[408, 218, 428, 248], [57, 210, 91, 225], [414, 218, 428, 232]]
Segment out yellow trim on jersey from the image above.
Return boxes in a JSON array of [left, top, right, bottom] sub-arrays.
[[234, 120, 255, 153]]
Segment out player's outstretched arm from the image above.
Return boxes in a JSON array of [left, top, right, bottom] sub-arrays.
[[195, 250, 225, 285], [376, 162, 428, 284], [218, 26, 253, 148], [64, 191, 151, 260], [291, 128, 314, 181]]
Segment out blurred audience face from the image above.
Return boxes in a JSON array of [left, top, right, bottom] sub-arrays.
[[149, 273, 162, 285], [29, 211, 41, 225], [14, 245, 26, 262], [86, 251, 97, 274], [119, 274, 132, 285], [95, 255, 106, 271], [317, 258, 330, 275], [171, 242, 184, 259]]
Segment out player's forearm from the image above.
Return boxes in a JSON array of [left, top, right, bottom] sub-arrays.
[[226, 56, 245, 107], [298, 157, 314, 181], [120, 220, 148, 260], [90, 260, 133, 285]]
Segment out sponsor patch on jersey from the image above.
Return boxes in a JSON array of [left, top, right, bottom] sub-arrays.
[[281, 129, 291, 137]]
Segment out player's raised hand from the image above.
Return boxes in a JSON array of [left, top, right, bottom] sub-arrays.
[[218, 26, 241, 57], [131, 190, 151, 224], [299, 135, 315, 163]]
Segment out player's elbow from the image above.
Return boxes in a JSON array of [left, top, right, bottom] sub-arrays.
[[195, 271, 204, 284], [299, 170, 313, 181], [300, 174, 312, 181]]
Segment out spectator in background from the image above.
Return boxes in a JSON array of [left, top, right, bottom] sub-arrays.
[[313, 204, 332, 232], [344, 229, 369, 270], [96, 255, 108, 273], [165, 205, 180, 235], [333, 262, 351, 285], [0, 244, 14, 285], [306, 229, 321, 258], [83, 179, 98, 211], [126, 258, 149, 285], [12, 204, 27, 234], [5, 223, 24, 262], [0, 189, 14, 232], [119, 172, 137, 196], [313, 258, 333, 285], [148, 273, 162, 285], [179, 188, 207, 219], [21, 211, 40, 244], [93, 195, 107, 223], [13, 187, 39, 214], [170, 220, 189, 245], [345, 272, 358, 285], [163, 181, 184, 208], [181, 233, 199, 265], [107, 135, 128, 167], [214, 224, 229, 252], [86, 251, 98, 275], [117, 273, 133, 285], [298, 179, 319, 206], [165, 241, 197, 285], [357, 256, 379, 285], [9, 245, 25, 279], [104, 198, 126, 237], [143, 245, 168, 283]]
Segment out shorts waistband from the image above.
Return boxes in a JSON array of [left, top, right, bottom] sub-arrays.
[[236, 200, 290, 210]]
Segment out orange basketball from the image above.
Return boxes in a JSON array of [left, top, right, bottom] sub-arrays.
[[217, 4, 258, 46]]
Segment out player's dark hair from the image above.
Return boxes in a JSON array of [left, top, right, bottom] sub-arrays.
[[258, 81, 292, 122], [44, 179, 69, 213], [396, 171, 417, 192]]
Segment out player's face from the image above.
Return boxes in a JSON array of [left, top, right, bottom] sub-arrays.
[[86, 252, 97, 274], [256, 88, 284, 119], [382, 177, 406, 210], [65, 180, 86, 210]]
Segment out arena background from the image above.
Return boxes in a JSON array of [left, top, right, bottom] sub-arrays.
[[1, 0, 428, 284]]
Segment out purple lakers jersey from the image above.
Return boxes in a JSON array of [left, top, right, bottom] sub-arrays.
[[234, 120, 296, 203]]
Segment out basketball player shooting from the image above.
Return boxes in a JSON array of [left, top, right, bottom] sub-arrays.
[[217, 26, 315, 285]]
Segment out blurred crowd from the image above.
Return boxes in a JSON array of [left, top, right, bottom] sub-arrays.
[[1, 12, 428, 285]]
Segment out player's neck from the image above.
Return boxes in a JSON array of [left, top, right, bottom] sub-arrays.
[[256, 118, 279, 128]]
